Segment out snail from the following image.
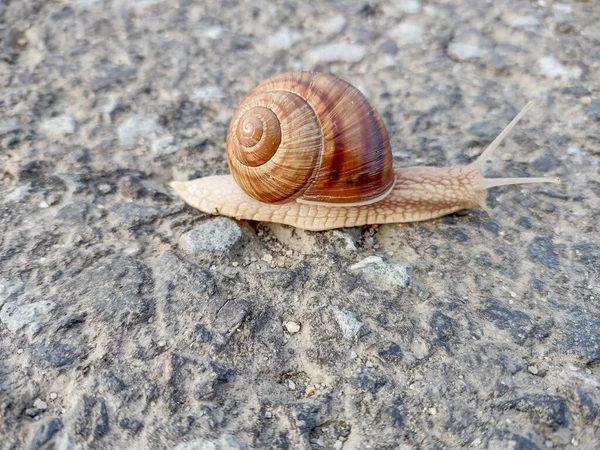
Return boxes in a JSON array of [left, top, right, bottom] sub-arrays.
[[172, 71, 560, 231]]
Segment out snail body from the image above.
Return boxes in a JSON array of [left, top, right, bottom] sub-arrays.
[[172, 71, 559, 231]]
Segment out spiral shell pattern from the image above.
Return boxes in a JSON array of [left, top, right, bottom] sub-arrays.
[[226, 71, 395, 205]]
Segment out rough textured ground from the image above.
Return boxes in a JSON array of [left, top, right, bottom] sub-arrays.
[[1, 0, 599, 449]]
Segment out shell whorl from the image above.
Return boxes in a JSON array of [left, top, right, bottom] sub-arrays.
[[226, 71, 395, 205], [235, 107, 281, 164]]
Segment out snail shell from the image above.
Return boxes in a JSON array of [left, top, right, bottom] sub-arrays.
[[225, 71, 396, 205]]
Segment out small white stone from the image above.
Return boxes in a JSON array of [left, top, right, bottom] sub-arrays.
[[390, 21, 423, 44], [285, 321, 301, 334], [393, 0, 421, 14], [118, 115, 162, 142], [307, 43, 367, 64], [288, 380, 296, 390], [193, 86, 225, 103], [0, 280, 24, 308], [366, 360, 374, 368], [0, 301, 56, 333], [261, 253, 274, 263], [333, 440, 344, 450], [528, 365, 539, 375], [39, 201, 49, 209], [428, 407, 437, 415], [448, 43, 486, 61], [350, 256, 411, 289], [538, 56, 581, 80], [152, 135, 179, 155], [180, 217, 243, 253], [333, 308, 363, 340], [49, 392, 58, 400], [350, 351, 358, 359], [40, 115, 76, 138], [33, 398, 47, 411], [101, 94, 121, 124], [267, 27, 303, 51], [332, 231, 357, 251], [202, 25, 223, 39], [63, 0, 103, 6], [510, 15, 540, 30], [552, 3, 572, 14], [316, 15, 347, 36], [264, 411, 272, 419]]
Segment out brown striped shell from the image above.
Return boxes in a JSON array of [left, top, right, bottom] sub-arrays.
[[225, 71, 396, 205]]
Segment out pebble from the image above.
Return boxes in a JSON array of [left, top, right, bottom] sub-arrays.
[[0, 119, 22, 136], [34, 398, 48, 411], [266, 27, 303, 51], [101, 94, 121, 124], [428, 407, 437, 415], [307, 43, 367, 64], [378, 39, 399, 55], [332, 231, 358, 251], [393, 0, 421, 14], [261, 253, 273, 263], [152, 135, 179, 155], [180, 217, 242, 253], [390, 21, 424, 44], [288, 380, 296, 390], [349, 256, 412, 289], [0, 301, 56, 333], [350, 350, 358, 359], [117, 115, 162, 142], [528, 365, 539, 375], [509, 16, 540, 31], [333, 308, 363, 340], [49, 392, 58, 400], [305, 386, 316, 397], [552, 3, 572, 14], [202, 25, 223, 40], [448, 42, 486, 62], [63, 0, 103, 6], [193, 85, 225, 103], [25, 407, 40, 417], [264, 411, 272, 419], [580, 96, 592, 105], [40, 115, 76, 138], [0, 279, 24, 307], [334, 441, 344, 450], [174, 435, 245, 450], [214, 299, 251, 337], [537, 56, 581, 80], [285, 321, 301, 334], [316, 15, 347, 37]]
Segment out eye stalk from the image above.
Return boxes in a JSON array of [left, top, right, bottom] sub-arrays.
[[470, 100, 561, 191]]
